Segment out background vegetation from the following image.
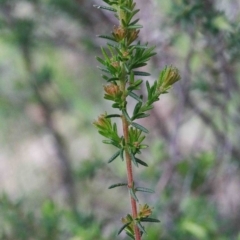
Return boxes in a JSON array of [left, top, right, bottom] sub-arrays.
[[0, 0, 240, 239]]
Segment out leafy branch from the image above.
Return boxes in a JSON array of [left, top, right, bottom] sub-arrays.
[[93, 0, 180, 239]]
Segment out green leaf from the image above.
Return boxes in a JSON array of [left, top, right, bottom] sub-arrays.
[[135, 187, 155, 193], [122, 109, 132, 123], [129, 18, 140, 26], [129, 188, 138, 202], [102, 75, 110, 81], [112, 103, 120, 108], [102, 140, 114, 144], [97, 67, 110, 73], [128, 91, 143, 103], [130, 152, 138, 167], [131, 62, 147, 69], [96, 56, 106, 65], [120, 148, 124, 160], [133, 102, 142, 116], [133, 71, 151, 76], [97, 35, 117, 42], [107, 78, 119, 82], [102, 139, 121, 148], [93, 5, 117, 12], [127, 24, 143, 29], [132, 113, 150, 120], [135, 158, 148, 167], [131, 44, 148, 49], [101, 47, 110, 61], [108, 183, 127, 189], [120, 6, 132, 13], [139, 144, 148, 149], [133, 79, 143, 88], [140, 217, 160, 223], [108, 150, 121, 163], [117, 222, 131, 235], [132, 9, 140, 16], [136, 222, 147, 234], [131, 122, 149, 133], [126, 232, 135, 239], [106, 114, 121, 118]]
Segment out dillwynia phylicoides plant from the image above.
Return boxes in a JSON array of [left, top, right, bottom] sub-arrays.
[[93, 0, 180, 239]]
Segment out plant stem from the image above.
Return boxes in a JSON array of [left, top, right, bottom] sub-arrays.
[[122, 116, 141, 240]]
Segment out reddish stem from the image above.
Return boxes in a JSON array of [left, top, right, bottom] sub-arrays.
[[122, 116, 141, 240]]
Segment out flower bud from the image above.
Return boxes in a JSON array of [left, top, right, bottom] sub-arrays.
[[104, 83, 121, 98], [138, 204, 152, 218], [158, 66, 180, 93], [93, 113, 109, 129], [112, 25, 127, 41], [127, 29, 140, 45]]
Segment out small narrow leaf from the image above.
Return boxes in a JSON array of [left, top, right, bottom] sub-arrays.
[[106, 114, 121, 118], [120, 6, 132, 13], [135, 187, 155, 193], [128, 92, 143, 103], [133, 102, 142, 116], [132, 113, 149, 121], [133, 71, 151, 76], [129, 18, 140, 26], [93, 5, 117, 12], [122, 109, 132, 123], [96, 56, 106, 65], [108, 150, 121, 163], [107, 77, 119, 82], [108, 183, 127, 189], [102, 75, 109, 81], [126, 232, 135, 239], [132, 122, 149, 133], [130, 152, 138, 167], [132, 45, 148, 49], [97, 67, 110, 73], [135, 158, 148, 167], [130, 188, 138, 202], [136, 222, 147, 234], [117, 222, 131, 235], [120, 148, 124, 160], [97, 35, 117, 42], [112, 103, 120, 108], [127, 24, 143, 29], [140, 217, 160, 223]]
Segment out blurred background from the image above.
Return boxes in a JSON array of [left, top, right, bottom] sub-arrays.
[[0, 0, 240, 239]]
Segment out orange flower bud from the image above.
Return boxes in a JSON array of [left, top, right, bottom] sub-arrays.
[[104, 83, 121, 97], [113, 25, 127, 41]]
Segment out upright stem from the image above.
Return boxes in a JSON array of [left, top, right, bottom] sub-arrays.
[[119, 69, 141, 239], [122, 116, 141, 240]]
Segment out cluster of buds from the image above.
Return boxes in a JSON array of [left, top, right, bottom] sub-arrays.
[[112, 25, 139, 46]]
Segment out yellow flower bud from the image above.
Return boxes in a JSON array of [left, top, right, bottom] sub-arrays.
[[138, 204, 152, 218], [158, 66, 180, 93]]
